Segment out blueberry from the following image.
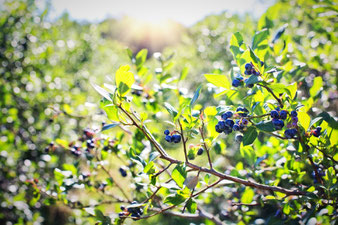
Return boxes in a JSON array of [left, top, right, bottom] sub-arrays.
[[244, 70, 252, 75], [197, 148, 204, 155], [235, 134, 243, 143], [292, 117, 298, 122], [233, 124, 240, 131], [232, 79, 241, 87], [119, 168, 127, 177], [44, 146, 49, 153], [279, 110, 288, 120], [245, 63, 252, 71], [236, 107, 243, 112], [218, 121, 226, 131], [164, 129, 170, 135], [223, 127, 232, 134], [272, 119, 284, 130], [245, 80, 254, 88], [118, 212, 125, 217], [275, 107, 280, 112], [253, 70, 260, 76], [284, 129, 297, 139], [225, 119, 234, 128], [270, 110, 279, 119], [172, 134, 181, 143], [165, 135, 172, 142], [243, 108, 249, 113], [312, 130, 320, 137], [316, 126, 322, 132], [242, 118, 248, 126], [260, 61, 264, 66], [120, 205, 125, 210], [291, 110, 297, 117], [225, 111, 233, 118], [215, 124, 222, 133], [221, 113, 229, 120]]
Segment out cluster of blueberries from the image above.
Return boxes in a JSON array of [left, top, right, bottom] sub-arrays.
[[232, 62, 263, 88], [271, 108, 288, 130], [164, 129, 181, 143], [119, 202, 143, 220], [215, 107, 250, 142]]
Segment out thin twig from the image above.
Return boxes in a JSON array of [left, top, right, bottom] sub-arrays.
[[258, 84, 283, 108], [178, 120, 188, 163], [199, 122, 213, 170]]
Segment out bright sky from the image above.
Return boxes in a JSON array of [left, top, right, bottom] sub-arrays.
[[48, 0, 275, 26]]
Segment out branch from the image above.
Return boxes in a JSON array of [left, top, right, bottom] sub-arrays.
[[258, 84, 283, 108], [178, 120, 188, 163], [118, 104, 306, 196], [199, 122, 213, 170]]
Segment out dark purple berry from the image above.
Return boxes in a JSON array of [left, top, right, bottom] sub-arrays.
[[164, 129, 170, 135], [280, 110, 288, 120], [270, 110, 279, 119], [225, 111, 233, 118], [235, 134, 243, 143], [119, 168, 127, 177], [291, 110, 297, 117], [221, 113, 228, 120], [225, 119, 234, 128], [245, 63, 252, 71], [172, 134, 181, 143], [233, 124, 240, 131], [244, 70, 252, 75], [165, 135, 172, 142], [197, 148, 204, 155], [232, 79, 240, 87]]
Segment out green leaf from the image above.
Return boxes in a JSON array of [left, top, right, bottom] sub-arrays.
[[126, 48, 133, 60], [62, 164, 77, 176], [241, 187, 254, 204], [245, 75, 260, 85], [186, 199, 197, 213], [149, 152, 160, 162], [249, 47, 260, 65], [230, 32, 244, 60], [309, 117, 323, 129], [204, 74, 230, 89], [252, 29, 269, 50], [272, 24, 287, 43], [144, 161, 156, 174], [243, 127, 258, 146], [115, 65, 135, 97], [256, 121, 274, 132], [171, 164, 187, 188], [286, 82, 297, 100], [298, 111, 311, 130], [135, 49, 148, 68], [92, 83, 112, 101], [164, 194, 186, 205], [317, 112, 338, 129], [179, 67, 189, 81], [54, 168, 64, 186], [164, 102, 178, 118], [309, 76, 323, 97], [190, 85, 202, 109], [101, 123, 119, 131]]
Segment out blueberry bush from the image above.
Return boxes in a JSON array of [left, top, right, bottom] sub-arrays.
[[1, 0, 337, 225]]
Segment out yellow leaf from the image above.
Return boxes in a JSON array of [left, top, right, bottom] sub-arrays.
[[115, 65, 135, 96]]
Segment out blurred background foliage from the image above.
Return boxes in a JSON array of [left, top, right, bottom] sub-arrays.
[[0, 0, 337, 224]]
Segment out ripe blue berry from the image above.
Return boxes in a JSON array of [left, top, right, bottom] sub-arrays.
[[272, 119, 284, 130], [270, 110, 279, 119], [244, 70, 252, 75], [218, 121, 226, 131], [225, 119, 234, 128], [245, 63, 252, 71], [165, 135, 172, 142], [215, 124, 222, 133], [312, 130, 320, 137], [119, 168, 127, 177], [232, 79, 240, 87], [253, 70, 260, 76], [291, 110, 297, 117], [225, 111, 233, 118], [172, 134, 181, 143], [221, 113, 228, 120], [223, 127, 232, 134], [279, 110, 288, 120], [316, 126, 322, 132], [164, 129, 170, 135], [197, 148, 204, 155], [235, 134, 243, 143], [284, 128, 297, 139], [233, 124, 240, 131]]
